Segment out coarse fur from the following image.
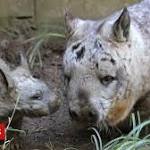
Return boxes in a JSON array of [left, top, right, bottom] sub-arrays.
[[0, 54, 60, 128], [63, 0, 150, 127]]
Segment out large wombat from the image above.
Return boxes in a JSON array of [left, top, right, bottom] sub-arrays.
[[63, 0, 150, 128]]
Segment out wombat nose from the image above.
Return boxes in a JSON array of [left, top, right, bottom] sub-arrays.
[[88, 110, 98, 121], [69, 108, 79, 120], [69, 108, 97, 122]]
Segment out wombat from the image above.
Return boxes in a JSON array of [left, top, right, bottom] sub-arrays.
[[0, 54, 60, 148], [63, 0, 150, 128]]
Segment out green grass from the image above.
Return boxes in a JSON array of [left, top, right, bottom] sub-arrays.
[[90, 113, 150, 150], [25, 26, 65, 69]]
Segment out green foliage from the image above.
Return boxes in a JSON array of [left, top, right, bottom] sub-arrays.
[[25, 26, 65, 69], [90, 113, 150, 150]]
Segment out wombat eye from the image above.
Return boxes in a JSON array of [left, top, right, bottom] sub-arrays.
[[72, 42, 81, 50], [31, 92, 43, 100], [100, 75, 116, 86]]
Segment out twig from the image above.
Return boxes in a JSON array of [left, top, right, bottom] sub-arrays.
[[2, 94, 20, 150]]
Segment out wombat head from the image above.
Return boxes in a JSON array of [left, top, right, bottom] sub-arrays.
[[64, 8, 143, 127], [0, 55, 60, 119]]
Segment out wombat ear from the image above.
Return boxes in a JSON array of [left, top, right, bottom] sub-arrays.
[[20, 52, 29, 71], [64, 9, 84, 35], [113, 7, 130, 42], [0, 59, 14, 89]]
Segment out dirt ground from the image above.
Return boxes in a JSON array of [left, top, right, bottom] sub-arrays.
[[0, 19, 94, 150], [21, 40, 93, 150]]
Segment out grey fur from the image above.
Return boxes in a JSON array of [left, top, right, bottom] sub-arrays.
[[0, 57, 60, 121], [64, 0, 150, 127]]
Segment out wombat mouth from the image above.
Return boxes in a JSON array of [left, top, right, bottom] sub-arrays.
[[70, 116, 98, 129], [21, 108, 49, 117], [16, 102, 50, 118], [71, 120, 96, 130]]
